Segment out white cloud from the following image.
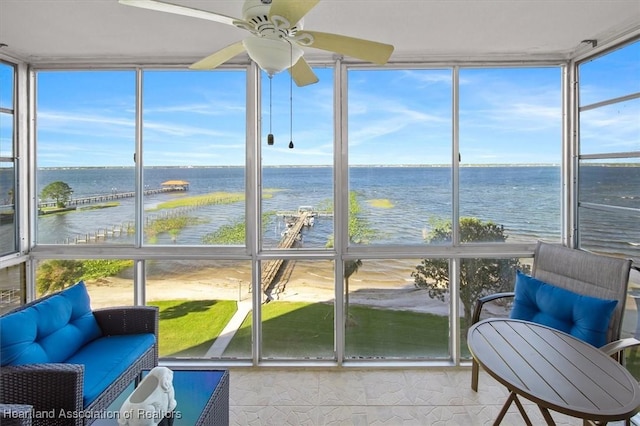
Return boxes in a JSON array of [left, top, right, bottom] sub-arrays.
[[144, 102, 244, 116]]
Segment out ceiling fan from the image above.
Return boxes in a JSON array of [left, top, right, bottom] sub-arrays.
[[119, 0, 394, 87]]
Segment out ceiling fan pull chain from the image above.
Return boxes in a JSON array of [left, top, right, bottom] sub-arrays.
[[289, 40, 294, 149], [268, 75, 274, 145]]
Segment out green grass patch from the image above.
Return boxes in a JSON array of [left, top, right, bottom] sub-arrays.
[[151, 192, 245, 210], [79, 202, 119, 210], [263, 188, 283, 195], [225, 302, 336, 356], [145, 215, 207, 242], [151, 299, 467, 359], [367, 199, 394, 208], [224, 301, 460, 358], [82, 259, 133, 279], [345, 305, 453, 357], [151, 299, 237, 357], [202, 221, 245, 244], [38, 206, 76, 215], [202, 211, 275, 244]]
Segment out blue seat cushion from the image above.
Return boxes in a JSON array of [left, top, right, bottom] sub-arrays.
[[65, 333, 156, 406], [510, 270, 617, 347]]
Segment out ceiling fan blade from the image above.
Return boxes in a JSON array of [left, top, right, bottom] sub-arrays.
[[289, 57, 319, 87], [189, 41, 246, 70], [268, 0, 320, 28], [297, 31, 394, 65], [118, 0, 241, 27]]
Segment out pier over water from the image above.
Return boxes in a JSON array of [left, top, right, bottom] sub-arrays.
[[38, 186, 187, 209], [262, 207, 331, 302]]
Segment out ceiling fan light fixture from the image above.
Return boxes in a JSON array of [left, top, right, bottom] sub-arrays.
[[243, 37, 303, 76]]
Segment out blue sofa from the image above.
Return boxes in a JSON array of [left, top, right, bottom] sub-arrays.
[[0, 281, 158, 425]]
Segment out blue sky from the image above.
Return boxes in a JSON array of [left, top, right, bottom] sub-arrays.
[[16, 40, 640, 167]]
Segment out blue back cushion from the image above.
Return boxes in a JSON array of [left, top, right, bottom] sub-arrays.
[[0, 281, 102, 366], [510, 270, 617, 347]]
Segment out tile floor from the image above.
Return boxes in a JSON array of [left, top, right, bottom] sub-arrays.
[[228, 367, 589, 425]]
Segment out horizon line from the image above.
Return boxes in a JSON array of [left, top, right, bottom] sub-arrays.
[[37, 163, 572, 170]]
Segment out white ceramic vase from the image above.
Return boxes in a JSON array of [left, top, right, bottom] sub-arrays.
[[118, 367, 177, 426]]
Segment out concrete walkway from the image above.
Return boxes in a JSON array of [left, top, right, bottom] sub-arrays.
[[205, 300, 253, 357]]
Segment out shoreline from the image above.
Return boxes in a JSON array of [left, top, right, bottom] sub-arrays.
[[83, 257, 640, 331], [84, 258, 511, 318]]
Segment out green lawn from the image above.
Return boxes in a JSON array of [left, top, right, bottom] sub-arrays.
[[150, 299, 237, 357], [345, 305, 454, 357], [152, 299, 469, 359], [225, 302, 457, 357], [225, 301, 337, 357]]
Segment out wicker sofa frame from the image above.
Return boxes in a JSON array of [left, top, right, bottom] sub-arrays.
[[1, 292, 158, 426]]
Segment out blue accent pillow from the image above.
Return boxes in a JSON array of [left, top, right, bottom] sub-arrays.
[[510, 270, 617, 347]]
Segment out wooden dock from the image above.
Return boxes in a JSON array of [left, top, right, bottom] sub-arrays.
[[262, 210, 313, 301], [276, 207, 332, 220], [38, 187, 185, 208], [68, 222, 134, 244]]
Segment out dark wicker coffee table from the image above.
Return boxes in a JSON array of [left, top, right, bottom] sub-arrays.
[[93, 369, 229, 426], [164, 370, 229, 426]]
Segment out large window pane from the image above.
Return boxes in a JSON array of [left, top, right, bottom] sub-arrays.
[[34, 258, 134, 305], [142, 70, 246, 246], [36, 71, 135, 244], [459, 166, 560, 242], [458, 256, 530, 359], [0, 62, 16, 256], [0, 162, 15, 255], [579, 98, 640, 155], [0, 111, 12, 158], [261, 69, 334, 250], [579, 40, 640, 106], [0, 61, 13, 111], [254, 259, 335, 359], [624, 271, 640, 351], [145, 259, 252, 359], [578, 41, 640, 263], [578, 207, 640, 260], [345, 258, 450, 359], [579, 159, 640, 209], [0, 263, 25, 314], [459, 67, 562, 243], [348, 69, 453, 246]]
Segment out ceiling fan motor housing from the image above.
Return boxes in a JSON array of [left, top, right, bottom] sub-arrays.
[[240, 0, 302, 38]]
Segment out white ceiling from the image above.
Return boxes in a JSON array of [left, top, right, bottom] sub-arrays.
[[1, 0, 639, 67]]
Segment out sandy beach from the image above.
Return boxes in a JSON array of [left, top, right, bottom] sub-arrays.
[[84, 258, 463, 316], [82, 259, 640, 339]]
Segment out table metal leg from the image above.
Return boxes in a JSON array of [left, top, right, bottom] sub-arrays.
[[494, 392, 515, 426], [472, 359, 479, 391], [537, 406, 557, 425], [494, 391, 534, 426], [513, 394, 535, 426]]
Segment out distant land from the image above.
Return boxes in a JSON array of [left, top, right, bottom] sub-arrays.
[[35, 163, 579, 170], [34, 163, 640, 171]]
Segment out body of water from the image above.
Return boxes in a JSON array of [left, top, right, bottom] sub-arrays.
[[2, 166, 638, 260]]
